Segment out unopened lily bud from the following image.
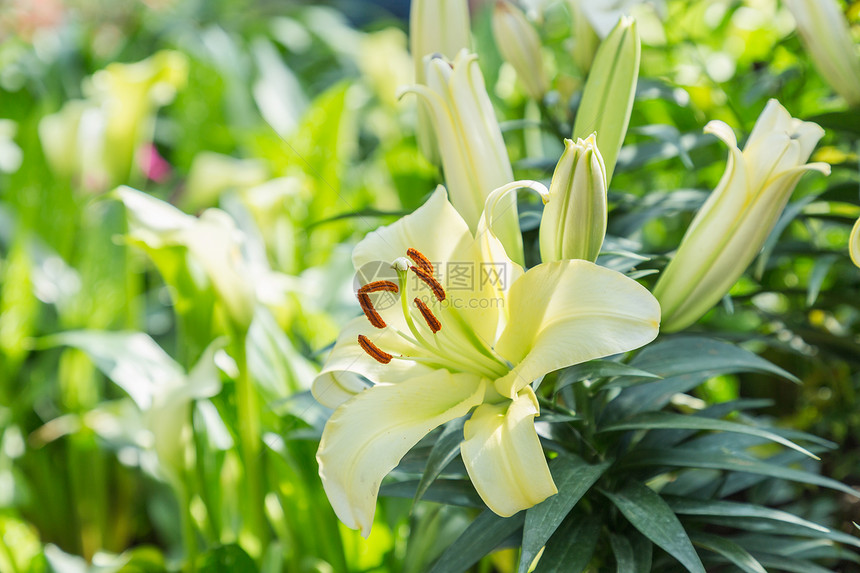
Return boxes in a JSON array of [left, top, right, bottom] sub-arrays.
[[410, 0, 471, 163], [539, 135, 607, 263], [400, 51, 524, 265], [572, 16, 639, 186], [784, 0, 860, 107], [653, 100, 830, 333], [492, 0, 547, 100], [850, 216, 860, 268], [566, 0, 600, 74]]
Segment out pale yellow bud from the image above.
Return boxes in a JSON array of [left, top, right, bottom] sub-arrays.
[[410, 0, 471, 164], [653, 100, 830, 333], [492, 0, 547, 100], [784, 0, 860, 107], [539, 135, 607, 263], [572, 16, 639, 186], [400, 51, 524, 265]]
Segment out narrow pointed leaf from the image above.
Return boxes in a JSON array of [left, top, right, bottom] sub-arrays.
[[533, 512, 602, 573], [621, 448, 860, 499], [599, 411, 818, 459], [413, 418, 466, 506], [555, 361, 660, 394], [601, 481, 705, 573], [629, 336, 799, 383], [519, 454, 611, 572], [609, 533, 647, 573], [428, 509, 524, 573], [690, 532, 767, 573]]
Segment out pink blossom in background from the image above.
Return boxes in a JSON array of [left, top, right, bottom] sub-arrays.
[[138, 143, 172, 183]]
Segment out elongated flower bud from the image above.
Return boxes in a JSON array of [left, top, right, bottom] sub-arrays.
[[539, 135, 607, 263], [653, 100, 830, 333], [566, 0, 600, 74], [492, 0, 547, 100], [400, 51, 524, 265], [572, 16, 639, 186], [850, 216, 860, 268], [784, 0, 860, 108], [410, 0, 471, 163]]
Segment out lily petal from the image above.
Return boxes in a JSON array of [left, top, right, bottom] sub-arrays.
[[494, 260, 660, 398], [311, 316, 433, 409], [317, 371, 485, 537], [352, 186, 473, 272], [460, 386, 556, 516]]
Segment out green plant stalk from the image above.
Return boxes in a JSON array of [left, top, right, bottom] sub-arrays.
[[179, 473, 198, 573], [573, 382, 594, 455], [231, 332, 269, 556]]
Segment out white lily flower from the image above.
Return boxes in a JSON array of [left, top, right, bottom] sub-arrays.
[[784, 0, 860, 107], [409, 0, 471, 164], [400, 51, 524, 265], [850, 216, 860, 268], [88, 50, 188, 186], [313, 183, 660, 537], [492, 0, 548, 101], [653, 100, 830, 332], [539, 134, 608, 262], [116, 186, 256, 332]]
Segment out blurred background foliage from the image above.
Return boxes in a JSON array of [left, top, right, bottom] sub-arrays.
[[0, 0, 858, 571]]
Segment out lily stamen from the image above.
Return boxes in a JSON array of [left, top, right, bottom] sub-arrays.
[[357, 293, 386, 329], [414, 297, 441, 333], [407, 248, 434, 274], [410, 265, 446, 301], [358, 280, 399, 294], [357, 334, 393, 364]]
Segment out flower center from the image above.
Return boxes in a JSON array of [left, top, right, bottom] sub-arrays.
[[355, 247, 510, 379]]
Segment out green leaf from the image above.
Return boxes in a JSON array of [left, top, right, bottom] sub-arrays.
[[683, 514, 860, 550], [41, 330, 183, 409], [608, 531, 651, 572], [690, 532, 767, 573], [533, 512, 602, 573], [603, 336, 800, 421], [615, 132, 713, 171], [621, 448, 860, 499], [555, 361, 660, 394], [608, 533, 637, 573], [667, 496, 827, 531], [754, 194, 818, 278], [636, 398, 774, 450], [380, 479, 483, 508], [198, 544, 256, 572], [519, 455, 611, 572], [413, 418, 466, 507], [806, 254, 839, 306], [808, 110, 860, 136], [599, 411, 818, 459], [752, 553, 833, 573], [629, 336, 799, 383], [602, 372, 714, 421], [428, 509, 524, 573], [600, 481, 705, 573]]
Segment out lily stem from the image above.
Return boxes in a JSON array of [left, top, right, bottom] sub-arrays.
[[232, 331, 269, 558], [572, 382, 594, 457], [179, 475, 197, 573]]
